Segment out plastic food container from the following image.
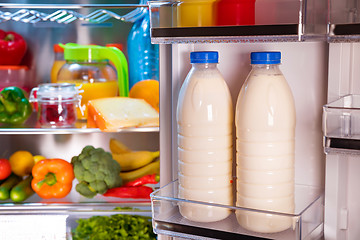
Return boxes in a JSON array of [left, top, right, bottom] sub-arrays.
[[215, 0, 256, 26], [0, 65, 29, 92]]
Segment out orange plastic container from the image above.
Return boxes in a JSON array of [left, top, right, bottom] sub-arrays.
[[50, 44, 65, 83], [177, 0, 216, 27]]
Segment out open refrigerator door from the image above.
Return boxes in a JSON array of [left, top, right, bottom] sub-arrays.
[[148, 0, 352, 239]]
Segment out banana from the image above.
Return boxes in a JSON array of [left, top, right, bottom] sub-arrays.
[[109, 138, 131, 154], [112, 150, 160, 172], [120, 160, 160, 183]]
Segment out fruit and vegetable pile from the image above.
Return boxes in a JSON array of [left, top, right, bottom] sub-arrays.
[[0, 138, 160, 202]]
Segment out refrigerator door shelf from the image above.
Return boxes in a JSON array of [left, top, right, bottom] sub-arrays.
[[328, 0, 360, 42], [323, 94, 360, 154], [148, 0, 328, 44], [328, 24, 360, 43], [151, 180, 324, 240]]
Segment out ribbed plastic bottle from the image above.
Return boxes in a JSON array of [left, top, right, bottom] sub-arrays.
[[127, 3, 159, 89], [235, 52, 296, 233], [177, 51, 233, 223]]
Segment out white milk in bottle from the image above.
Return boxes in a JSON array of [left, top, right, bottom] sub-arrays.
[[235, 52, 296, 233], [177, 51, 233, 222]]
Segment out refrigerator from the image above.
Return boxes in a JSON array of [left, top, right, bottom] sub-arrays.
[[0, 0, 357, 239]]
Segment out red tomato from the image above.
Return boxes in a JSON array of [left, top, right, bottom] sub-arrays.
[[0, 159, 12, 180]]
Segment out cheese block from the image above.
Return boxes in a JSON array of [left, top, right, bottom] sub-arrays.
[[87, 97, 159, 131]]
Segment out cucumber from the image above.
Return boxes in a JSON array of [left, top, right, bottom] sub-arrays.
[[0, 174, 22, 200], [10, 175, 34, 202]]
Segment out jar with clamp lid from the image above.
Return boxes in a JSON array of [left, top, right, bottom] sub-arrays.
[[29, 83, 81, 128]]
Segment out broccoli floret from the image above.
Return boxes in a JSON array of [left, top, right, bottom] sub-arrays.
[[71, 145, 123, 198], [75, 182, 97, 198]]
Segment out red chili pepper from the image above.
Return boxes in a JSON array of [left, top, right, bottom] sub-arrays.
[[123, 174, 160, 187], [0, 30, 27, 65], [103, 186, 153, 199]]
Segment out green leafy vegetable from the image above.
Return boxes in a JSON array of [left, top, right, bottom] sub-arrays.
[[72, 213, 157, 240]]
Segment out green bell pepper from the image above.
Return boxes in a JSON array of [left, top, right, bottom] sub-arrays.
[[0, 86, 32, 125]]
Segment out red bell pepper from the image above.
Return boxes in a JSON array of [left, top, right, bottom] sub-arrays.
[[123, 174, 160, 187], [103, 186, 153, 199], [0, 30, 27, 65]]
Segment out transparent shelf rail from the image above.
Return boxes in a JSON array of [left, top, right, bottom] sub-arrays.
[[0, 3, 148, 24], [328, 23, 360, 42], [328, 0, 360, 42], [323, 94, 360, 154], [148, 0, 328, 44], [151, 180, 324, 240]]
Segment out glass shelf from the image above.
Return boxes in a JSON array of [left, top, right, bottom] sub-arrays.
[[151, 180, 324, 240], [0, 177, 158, 211], [0, 113, 159, 134], [0, 127, 160, 135], [323, 94, 360, 154], [149, 0, 328, 44], [0, 196, 151, 213]]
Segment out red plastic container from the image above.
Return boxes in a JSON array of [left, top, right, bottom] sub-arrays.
[[215, 0, 256, 26], [0, 65, 29, 92]]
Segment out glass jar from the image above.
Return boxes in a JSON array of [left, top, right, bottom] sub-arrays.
[[57, 43, 128, 121], [29, 83, 81, 128]]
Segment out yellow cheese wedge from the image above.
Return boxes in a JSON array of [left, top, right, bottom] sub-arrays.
[[87, 97, 159, 132]]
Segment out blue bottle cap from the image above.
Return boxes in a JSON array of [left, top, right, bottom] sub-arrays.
[[251, 52, 281, 64], [190, 51, 219, 63]]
